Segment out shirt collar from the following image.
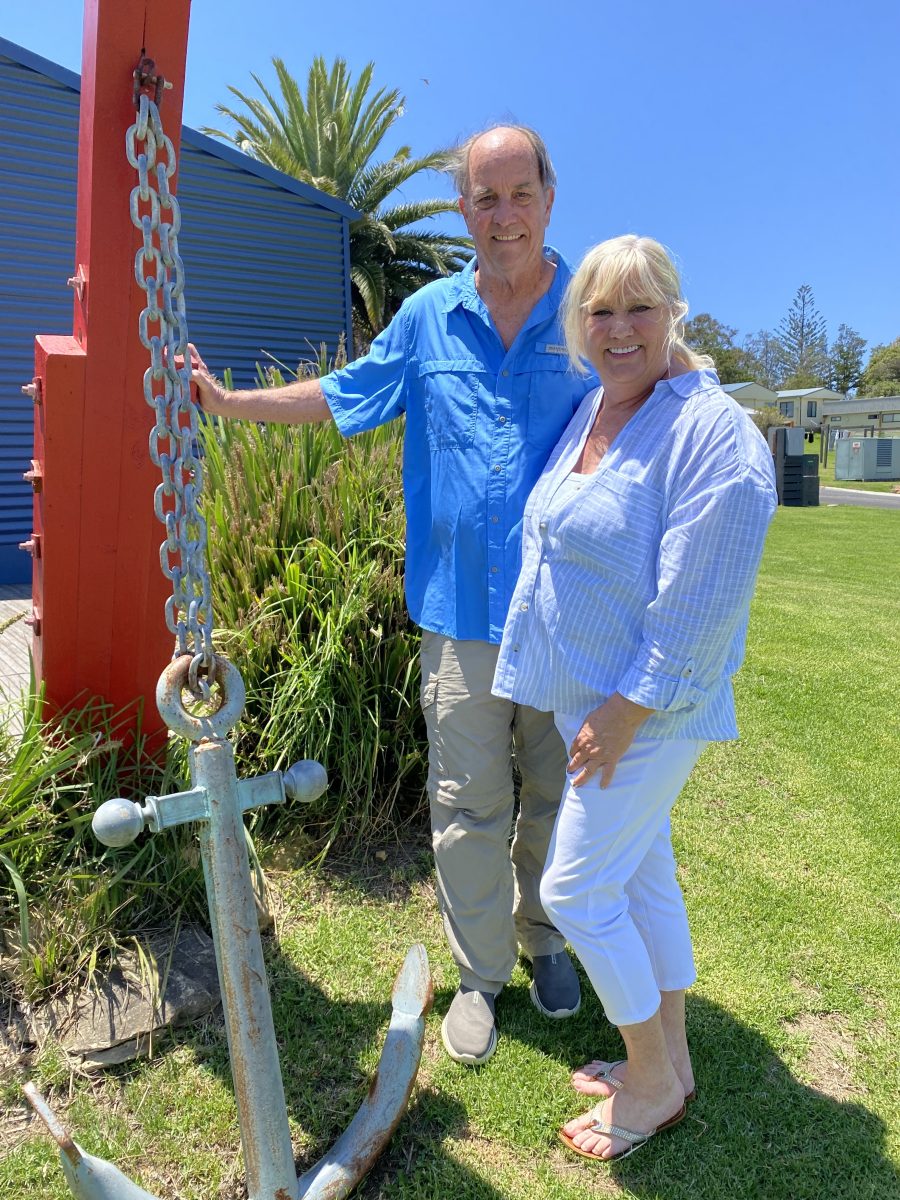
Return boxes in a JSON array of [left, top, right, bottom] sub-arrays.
[[554, 368, 722, 475], [664, 367, 722, 397], [441, 245, 572, 315]]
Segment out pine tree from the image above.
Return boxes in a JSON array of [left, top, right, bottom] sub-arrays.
[[827, 324, 867, 395], [776, 285, 828, 388]]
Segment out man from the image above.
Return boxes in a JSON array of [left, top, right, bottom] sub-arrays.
[[190, 125, 597, 1065]]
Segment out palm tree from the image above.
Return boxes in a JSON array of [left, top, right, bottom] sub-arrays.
[[203, 56, 472, 344]]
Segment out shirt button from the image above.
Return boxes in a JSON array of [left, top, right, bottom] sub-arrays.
[[491, 515, 499, 524], [490, 565, 499, 574], [519, 602, 529, 611], [539, 521, 548, 532], [501, 369, 509, 377], [498, 415, 507, 424], [512, 643, 520, 652], [683, 667, 693, 677], [493, 465, 502, 473]]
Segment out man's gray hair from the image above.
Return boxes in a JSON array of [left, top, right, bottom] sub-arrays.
[[447, 124, 557, 197]]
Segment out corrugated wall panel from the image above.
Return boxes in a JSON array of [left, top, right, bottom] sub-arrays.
[[177, 144, 349, 382], [0, 49, 351, 584], [0, 56, 78, 583]]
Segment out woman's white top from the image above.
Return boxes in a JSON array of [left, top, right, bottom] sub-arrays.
[[492, 369, 778, 739]]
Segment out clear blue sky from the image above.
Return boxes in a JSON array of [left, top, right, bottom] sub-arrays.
[[5, 0, 899, 356]]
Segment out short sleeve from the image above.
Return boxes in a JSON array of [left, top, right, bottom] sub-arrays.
[[320, 308, 410, 436]]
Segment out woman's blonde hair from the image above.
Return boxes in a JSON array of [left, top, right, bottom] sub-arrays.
[[562, 234, 713, 375]]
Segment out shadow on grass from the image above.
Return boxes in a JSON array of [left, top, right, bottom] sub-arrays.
[[270, 943, 504, 1198], [262, 852, 897, 1199], [77, 834, 895, 1199], [497, 975, 898, 1200], [166, 932, 507, 1200], [170, 931, 899, 1200]]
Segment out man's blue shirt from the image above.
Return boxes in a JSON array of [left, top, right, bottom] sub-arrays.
[[320, 249, 596, 642]]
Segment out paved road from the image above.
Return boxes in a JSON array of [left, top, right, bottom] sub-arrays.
[[819, 486, 900, 510]]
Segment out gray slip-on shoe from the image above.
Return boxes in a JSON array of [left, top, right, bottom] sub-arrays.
[[530, 950, 581, 1018], [441, 987, 497, 1065]]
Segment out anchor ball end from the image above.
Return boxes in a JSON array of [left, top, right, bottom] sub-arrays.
[[92, 798, 146, 847], [282, 760, 328, 804]]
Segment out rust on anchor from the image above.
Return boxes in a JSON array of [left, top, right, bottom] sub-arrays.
[[22, 1083, 82, 1168]]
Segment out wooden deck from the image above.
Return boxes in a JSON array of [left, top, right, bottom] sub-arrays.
[[0, 585, 31, 736]]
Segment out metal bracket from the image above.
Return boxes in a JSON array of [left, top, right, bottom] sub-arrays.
[[19, 534, 42, 560], [21, 377, 43, 404], [23, 460, 43, 493], [66, 264, 88, 303]]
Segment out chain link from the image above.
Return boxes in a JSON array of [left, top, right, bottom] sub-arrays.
[[127, 93, 216, 699]]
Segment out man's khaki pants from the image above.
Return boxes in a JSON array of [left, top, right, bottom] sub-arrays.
[[419, 631, 568, 994]]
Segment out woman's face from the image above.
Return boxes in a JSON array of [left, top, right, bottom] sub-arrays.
[[582, 292, 671, 400]]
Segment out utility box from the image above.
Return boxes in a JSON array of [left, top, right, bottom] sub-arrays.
[[835, 437, 900, 481], [769, 426, 820, 507]]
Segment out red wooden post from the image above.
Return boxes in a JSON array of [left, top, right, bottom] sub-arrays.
[[27, 0, 192, 740]]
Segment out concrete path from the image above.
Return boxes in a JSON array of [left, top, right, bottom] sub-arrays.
[[0, 585, 31, 737]]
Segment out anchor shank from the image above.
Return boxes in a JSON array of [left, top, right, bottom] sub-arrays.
[[191, 738, 298, 1200]]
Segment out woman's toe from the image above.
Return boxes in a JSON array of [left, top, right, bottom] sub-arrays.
[[570, 1059, 624, 1096], [562, 1111, 596, 1138]]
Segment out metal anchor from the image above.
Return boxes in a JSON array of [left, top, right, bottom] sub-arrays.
[[25, 655, 433, 1200]]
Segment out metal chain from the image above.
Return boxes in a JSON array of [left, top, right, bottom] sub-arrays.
[[126, 92, 216, 699]]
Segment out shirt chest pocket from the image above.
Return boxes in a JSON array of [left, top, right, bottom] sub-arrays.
[[522, 353, 576, 450], [417, 358, 484, 451], [559, 472, 664, 583]]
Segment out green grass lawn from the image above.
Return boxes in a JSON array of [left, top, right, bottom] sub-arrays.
[[4, 505, 899, 1199]]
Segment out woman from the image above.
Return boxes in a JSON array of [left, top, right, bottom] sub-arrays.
[[492, 235, 777, 1162]]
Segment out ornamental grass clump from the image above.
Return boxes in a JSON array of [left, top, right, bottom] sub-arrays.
[[202, 354, 425, 852], [0, 687, 202, 1000]]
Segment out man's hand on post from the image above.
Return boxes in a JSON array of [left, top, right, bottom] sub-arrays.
[[187, 343, 227, 414], [181, 343, 332, 425]]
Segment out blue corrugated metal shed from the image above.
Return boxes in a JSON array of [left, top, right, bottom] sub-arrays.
[[0, 37, 357, 584]]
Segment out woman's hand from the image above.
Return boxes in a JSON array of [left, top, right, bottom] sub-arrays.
[[567, 693, 653, 788]]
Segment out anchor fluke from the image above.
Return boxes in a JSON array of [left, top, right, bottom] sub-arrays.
[[23, 1083, 161, 1199], [297, 943, 432, 1200]]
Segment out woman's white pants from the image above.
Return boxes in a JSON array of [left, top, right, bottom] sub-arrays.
[[540, 718, 707, 1028]]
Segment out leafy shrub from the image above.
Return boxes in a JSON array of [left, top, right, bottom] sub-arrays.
[[750, 405, 790, 440], [0, 344, 423, 1000]]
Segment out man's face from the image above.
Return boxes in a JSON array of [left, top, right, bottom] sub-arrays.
[[458, 130, 554, 279]]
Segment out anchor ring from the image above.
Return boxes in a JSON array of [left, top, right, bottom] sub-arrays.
[[156, 654, 245, 741]]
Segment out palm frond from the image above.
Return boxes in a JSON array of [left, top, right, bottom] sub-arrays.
[[351, 150, 452, 213], [380, 200, 465, 231], [350, 216, 398, 258], [207, 55, 470, 338], [351, 261, 387, 334]]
